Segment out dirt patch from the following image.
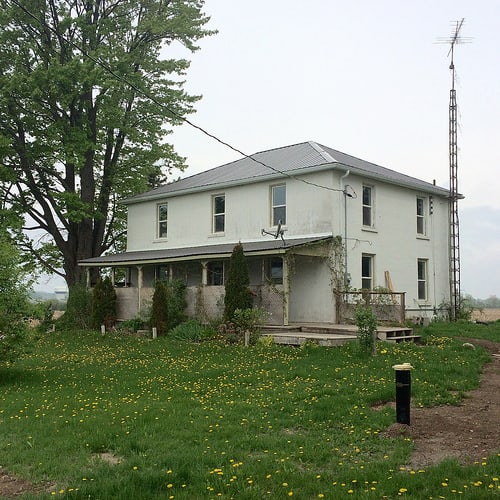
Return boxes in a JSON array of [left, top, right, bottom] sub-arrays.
[[93, 452, 123, 465], [382, 338, 500, 467], [0, 468, 54, 498]]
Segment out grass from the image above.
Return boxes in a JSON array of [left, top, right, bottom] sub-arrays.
[[0, 322, 498, 499]]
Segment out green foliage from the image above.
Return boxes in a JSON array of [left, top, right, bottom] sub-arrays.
[[117, 317, 146, 334], [149, 279, 187, 335], [438, 296, 474, 321], [463, 292, 500, 309], [169, 320, 217, 342], [29, 300, 56, 332], [150, 280, 169, 336], [224, 243, 253, 321], [0, 324, 498, 498], [217, 307, 267, 345], [92, 277, 117, 330], [417, 319, 500, 343], [0, 1, 215, 286], [0, 234, 31, 363], [355, 305, 378, 355], [59, 283, 92, 330]]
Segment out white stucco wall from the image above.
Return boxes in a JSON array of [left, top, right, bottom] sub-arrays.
[[342, 175, 449, 316], [126, 169, 341, 251], [125, 168, 450, 317], [288, 255, 336, 323]]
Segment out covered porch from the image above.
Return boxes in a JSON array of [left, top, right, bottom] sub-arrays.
[[78, 236, 336, 326]]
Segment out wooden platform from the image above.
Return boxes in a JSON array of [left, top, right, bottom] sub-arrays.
[[261, 323, 420, 346]]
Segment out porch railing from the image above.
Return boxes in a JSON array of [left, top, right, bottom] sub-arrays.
[[337, 290, 406, 324]]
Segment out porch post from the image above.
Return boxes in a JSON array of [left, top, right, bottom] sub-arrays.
[[201, 261, 208, 285], [85, 268, 90, 289], [283, 255, 289, 326], [137, 265, 143, 313]]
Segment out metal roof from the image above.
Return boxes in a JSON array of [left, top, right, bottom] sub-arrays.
[[79, 236, 333, 267], [123, 141, 450, 204]]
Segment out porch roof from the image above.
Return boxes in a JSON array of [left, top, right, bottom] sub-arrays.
[[78, 235, 333, 267]]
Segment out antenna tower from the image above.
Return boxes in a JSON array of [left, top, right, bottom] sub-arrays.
[[440, 19, 467, 320]]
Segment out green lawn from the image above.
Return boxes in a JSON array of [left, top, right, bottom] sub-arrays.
[[0, 322, 499, 499]]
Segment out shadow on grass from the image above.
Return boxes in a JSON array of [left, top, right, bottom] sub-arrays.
[[0, 366, 42, 387]]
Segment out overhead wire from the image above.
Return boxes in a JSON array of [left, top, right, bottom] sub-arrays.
[[8, 0, 354, 195]]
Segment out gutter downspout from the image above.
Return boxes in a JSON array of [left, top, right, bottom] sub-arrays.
[[340, 170, 351, 286]]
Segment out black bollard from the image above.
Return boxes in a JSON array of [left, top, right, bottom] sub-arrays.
[[392, 363, 413, 425]]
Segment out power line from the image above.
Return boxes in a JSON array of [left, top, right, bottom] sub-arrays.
[[8, 0, 349, 195]]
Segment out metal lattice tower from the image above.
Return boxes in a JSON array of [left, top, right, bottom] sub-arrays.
[[443, 19, 466, 320]]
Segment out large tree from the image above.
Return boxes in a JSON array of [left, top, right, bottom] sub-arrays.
[[0, 0, 214, 286]]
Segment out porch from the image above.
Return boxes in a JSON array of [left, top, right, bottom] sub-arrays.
[[260, 323, 420, 346]]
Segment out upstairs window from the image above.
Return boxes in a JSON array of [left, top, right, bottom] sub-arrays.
[[417, 259, 427, 300], [361, 254, 374, 290], [212, 194, 225, 233], [157, 203, 168, 238], [362, 186, 373, 227], [416, 197, 426, 235], [272, 184, 286, 226]]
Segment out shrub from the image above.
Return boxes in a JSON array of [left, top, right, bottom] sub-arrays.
[[217, 307, 268, 345], [29, 300, 56, 332], [224, 243, 253, 321], [149, 279, 187, 335], [59, 283, 92, 330], [355, 305, 377, 355], [117, 317, 146, 334], [92, 277, 117, 330], [0, 235, 31, 363], [169, 320, 216, 342], [150, 280, 169, 335]]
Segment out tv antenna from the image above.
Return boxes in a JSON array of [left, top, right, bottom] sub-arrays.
[[437, 18, 470, 320], [261, 220, 285, 245]]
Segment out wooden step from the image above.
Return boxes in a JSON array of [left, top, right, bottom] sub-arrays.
[[383, 334, 422, 343], [260, 323, 421, 346], [262, 332, 357, 347]]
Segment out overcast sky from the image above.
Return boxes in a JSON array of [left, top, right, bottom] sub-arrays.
[[37, 0, 499, 300], [163, 0, 499, 300]]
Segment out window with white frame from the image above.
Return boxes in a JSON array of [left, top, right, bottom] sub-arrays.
[[267, 257, 283, 284], [416, 197, 426, 235], [362, 185, 373, 227], [271, 184, 286, 226], [361, 254, 374, 290], [212, 194, 225, 233], [207, 261, 224, 286], [157, 203, 168, 238], [417, 259, 428, 300]]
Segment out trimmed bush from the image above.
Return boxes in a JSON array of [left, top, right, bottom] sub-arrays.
[[150, 279, 187, 335], [224, 242, 252, 321], [92, 277, 117, 330], [60, 283, 92, 330]]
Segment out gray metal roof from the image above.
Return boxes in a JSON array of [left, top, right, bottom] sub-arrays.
[[79, 236, 332, 267], [123, 141, 450, 204]]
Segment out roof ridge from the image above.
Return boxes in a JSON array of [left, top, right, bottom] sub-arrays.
[[308, 141, 336, 163]]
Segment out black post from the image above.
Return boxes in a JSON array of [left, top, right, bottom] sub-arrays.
[[392, 363, 413, 425]]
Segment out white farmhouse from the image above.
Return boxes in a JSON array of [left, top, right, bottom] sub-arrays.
[[79, 141, 451, 325]]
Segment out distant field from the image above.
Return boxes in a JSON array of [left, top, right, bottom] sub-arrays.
[[472, 308, 500, 322]]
